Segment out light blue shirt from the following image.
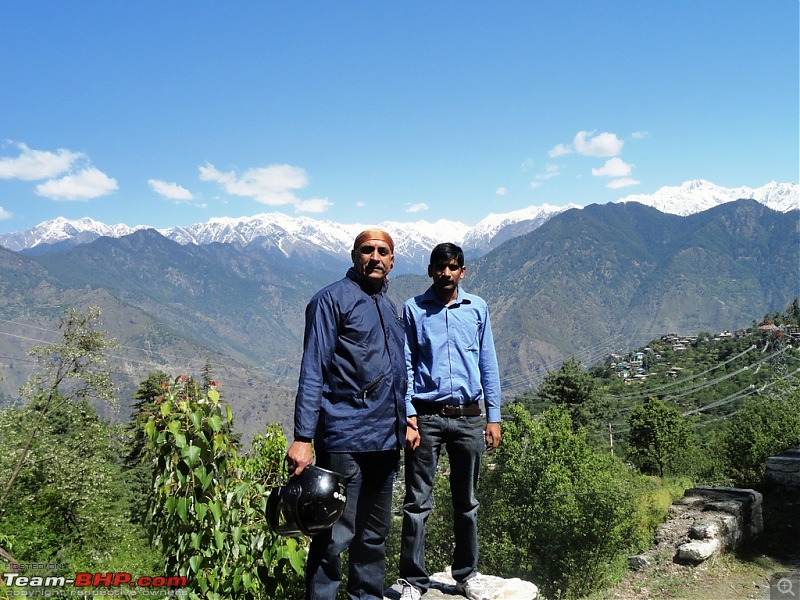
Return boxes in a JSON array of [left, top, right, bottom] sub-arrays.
[[403, 286, 502, 423]]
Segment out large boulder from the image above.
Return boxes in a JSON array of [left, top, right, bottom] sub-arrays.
[[385, 569, 539, 600]]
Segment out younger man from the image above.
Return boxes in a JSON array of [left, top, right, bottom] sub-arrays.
[[398, 242, 502, 600]]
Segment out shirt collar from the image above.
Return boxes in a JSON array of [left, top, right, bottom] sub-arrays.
[[420, 285, 471, 307]]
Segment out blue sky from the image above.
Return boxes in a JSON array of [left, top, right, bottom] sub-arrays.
[[0, 1, 797, 234]]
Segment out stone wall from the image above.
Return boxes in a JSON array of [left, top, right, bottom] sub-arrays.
[[765, 446, 800, 488], [629, 486, 763, 568]]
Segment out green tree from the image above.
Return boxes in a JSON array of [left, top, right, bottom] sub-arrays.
[[0, 399, 159, 574], [0, 308, 158, 577], [723, 384, 800, 487], [123, 371, 171, 526], [0, 306, 117, 512], [200, 360, 215, 393], [536, 358, 602, 427], [788, 298, 800, 325], [627, 397, 691, 477], [537, 358, 597, 405]]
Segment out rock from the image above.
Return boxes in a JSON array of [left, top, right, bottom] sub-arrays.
[[677, 538, 720, 563], [689, 486, 763, 540], [628, 554, 651, 570], [689, 521, 720, 540], [385, 569, 538, 600]]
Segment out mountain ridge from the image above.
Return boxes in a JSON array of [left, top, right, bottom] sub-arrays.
[[0, 197, 796, 443], [465, 199, 798, 394], [1, 180, 796, 274]]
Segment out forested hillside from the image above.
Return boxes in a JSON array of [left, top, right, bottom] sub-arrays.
[[1, 303, 798, 598], [466, 200, 798, 397]]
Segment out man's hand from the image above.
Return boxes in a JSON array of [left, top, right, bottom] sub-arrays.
[[406, 417, 421, 451], [286, 440, 313, 475], [485, 422, 501, 450]]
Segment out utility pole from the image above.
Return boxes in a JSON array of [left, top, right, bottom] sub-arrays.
[[609, 423, 614, 456]]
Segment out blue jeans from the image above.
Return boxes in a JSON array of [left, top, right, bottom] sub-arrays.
[[399, 414, 484, 592], [305, 450, 399, 600]]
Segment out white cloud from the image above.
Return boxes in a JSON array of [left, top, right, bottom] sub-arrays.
[[530, 164, 561, 188], [1, 142, 117, 201], [548, 131, 623, 158], [606, 177, 640, 189], [573, 131, 624, 157], [199, 162, 327, 213], [0, 142, 84, 181], [520, 158, 536, 170], [631, 131, 650, 140], [537, 164, 561, 180], [149, 179, 193, 201], [35, 167, 118, 200], [406, 203, 428, 213], [548, 144, 572, 158], [0, 206, 11, 220], [495, 187, 507, 196], [592, 158, 633, 178], [295, 197, 333, 213], [355, 201, 366, 208]]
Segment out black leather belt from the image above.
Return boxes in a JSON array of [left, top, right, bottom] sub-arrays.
[[413, 401, 482, 417]]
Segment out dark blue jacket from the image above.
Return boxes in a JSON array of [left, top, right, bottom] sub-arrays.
[[294, 268, 406, 452]]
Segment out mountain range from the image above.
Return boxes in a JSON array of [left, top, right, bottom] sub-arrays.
[[0, 180, 796, 443], [1, 179, 796, 274]]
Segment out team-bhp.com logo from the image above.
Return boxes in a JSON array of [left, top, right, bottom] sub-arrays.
[[2, 571, 187, 590]]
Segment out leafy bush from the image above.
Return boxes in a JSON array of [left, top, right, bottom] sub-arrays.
[[478, 404, 650, 598], [145, 377, 305, 599]]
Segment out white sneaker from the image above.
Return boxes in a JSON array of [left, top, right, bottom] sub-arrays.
[[397, 579, 422, 600], [455, 574, 489, 600]]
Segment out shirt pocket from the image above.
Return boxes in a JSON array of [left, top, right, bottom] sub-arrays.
[[463, 321, 482, 352]]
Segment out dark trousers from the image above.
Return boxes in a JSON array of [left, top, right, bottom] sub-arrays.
[[399, 414, 484, 592], [306, 449, 399, 599]]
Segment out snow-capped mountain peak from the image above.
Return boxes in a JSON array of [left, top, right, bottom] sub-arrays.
[[616, 180, 799, 216], [0, 216, 148, 252], [461, 203, 579, 254], [1, 180, 796, 272]]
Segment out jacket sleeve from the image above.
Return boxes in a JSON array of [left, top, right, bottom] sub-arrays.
[[294, 290, 338, 440]]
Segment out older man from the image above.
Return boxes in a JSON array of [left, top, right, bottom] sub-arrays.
[[287, 228, 407, 599]]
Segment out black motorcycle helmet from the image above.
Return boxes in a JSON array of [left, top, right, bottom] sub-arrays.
[[267, 464, 347, 536]]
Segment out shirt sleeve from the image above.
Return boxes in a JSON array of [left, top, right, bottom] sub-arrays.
[[294, 291, 338, 440], [403, 302, 418, 418], [478, 305, 503, 423]]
